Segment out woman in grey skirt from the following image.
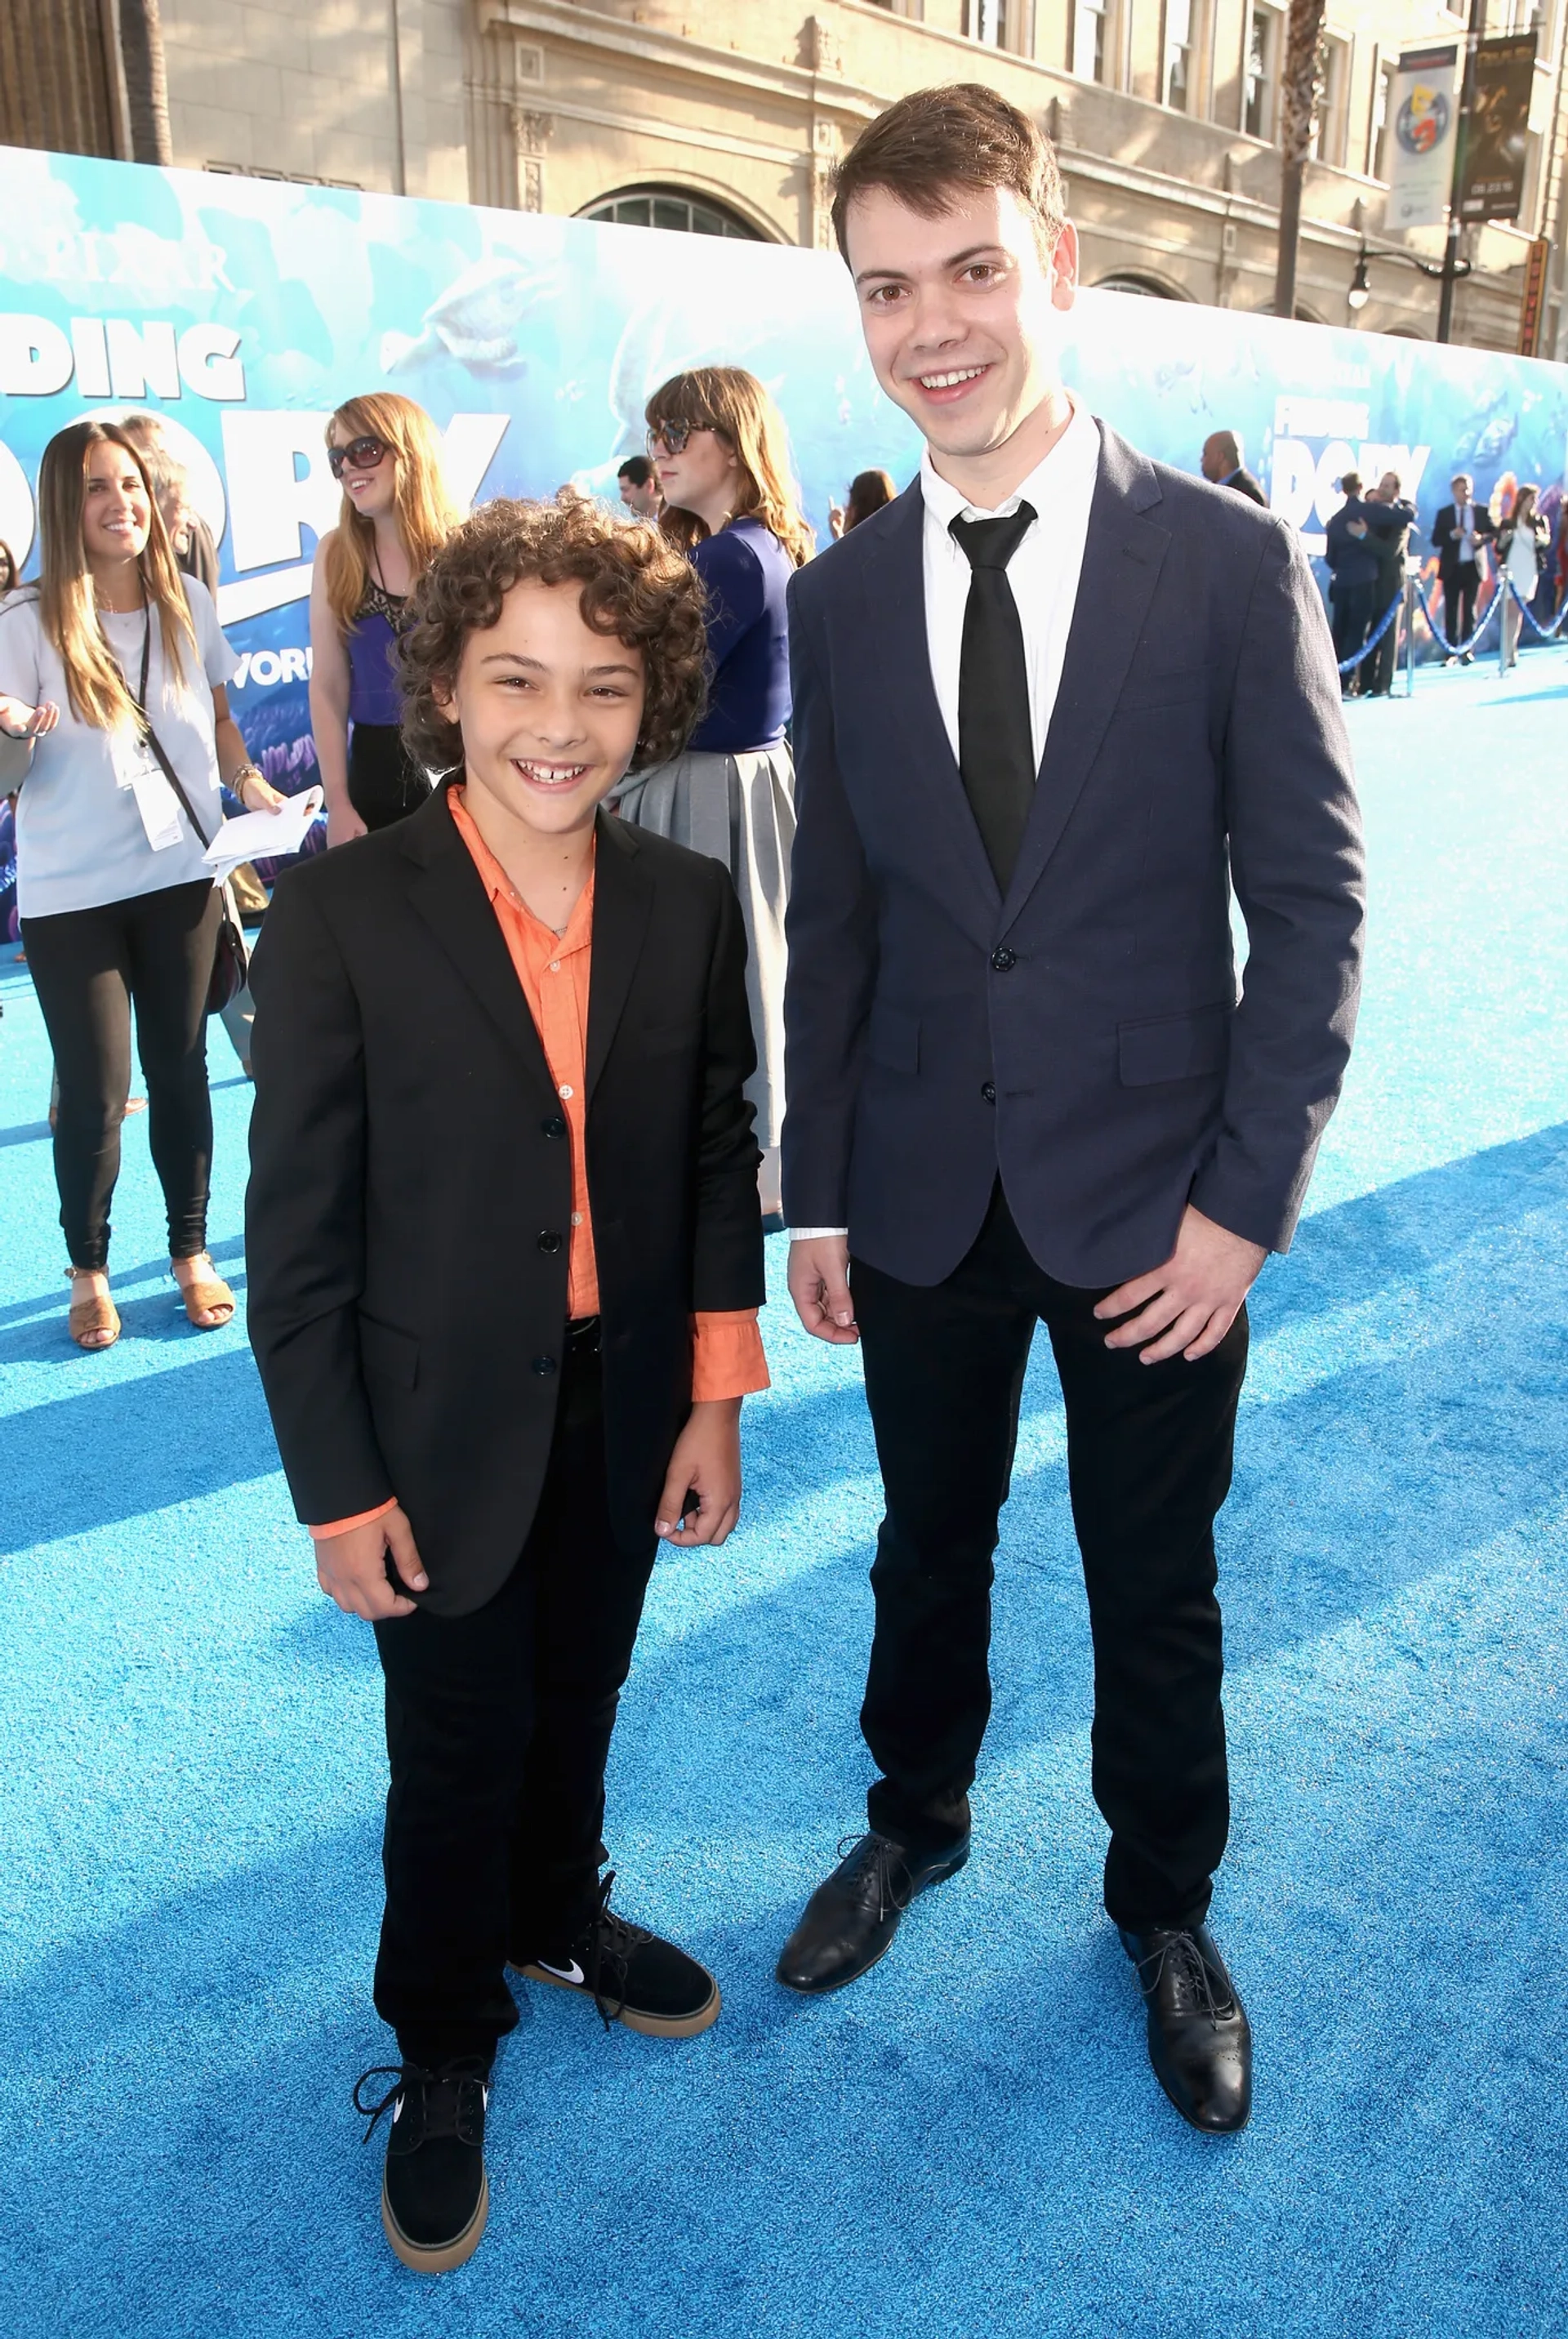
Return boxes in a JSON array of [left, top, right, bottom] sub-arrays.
[[616, 367, 813, 1219]]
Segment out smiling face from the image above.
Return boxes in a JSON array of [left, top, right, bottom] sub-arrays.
[[844, 183, 1078, 495], [330, 424, 398, 521], [438, 577, 646, 841], [81, 439, 152, 570]]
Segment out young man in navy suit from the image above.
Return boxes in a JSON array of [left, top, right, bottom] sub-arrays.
[[777, 85, 1365, 2135]]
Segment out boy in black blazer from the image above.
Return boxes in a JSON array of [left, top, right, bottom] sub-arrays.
[[246, 497, 768, 2274]]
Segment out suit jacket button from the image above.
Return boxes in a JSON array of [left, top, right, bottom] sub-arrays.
[[990, 946, 1017, 973], [532, 1354, 557, 1376], [982, 1081, 996, 1103], [542, 1114, 567, 1139], [537, 1230, 563, 1254]]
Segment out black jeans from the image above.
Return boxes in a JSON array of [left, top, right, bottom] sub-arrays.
[[1443, 561, 1480, 649], [372, 1332, 657, 2067], [347, 723, 431, 832], [852, 1187, 1248, 1931], [21, 877, 219, 1271]]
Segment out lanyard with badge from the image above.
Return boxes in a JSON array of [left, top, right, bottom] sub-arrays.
[[110, 604, 186, 852]]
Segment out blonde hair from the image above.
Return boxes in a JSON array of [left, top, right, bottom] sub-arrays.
[[645, 368, 814, 568], [323, 392, 463, 634], [35, 419, 195, 735]]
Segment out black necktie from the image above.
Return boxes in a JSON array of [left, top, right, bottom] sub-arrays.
[[950, 501, 1036, 893]]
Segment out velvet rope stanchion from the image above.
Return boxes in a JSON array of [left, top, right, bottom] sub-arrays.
[[1413, 577, 1503, 661], [1505, 577, 1568, 639], [1336, 591, 1403, 676]]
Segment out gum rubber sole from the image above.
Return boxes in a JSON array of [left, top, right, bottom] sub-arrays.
[[514, 1959, 722, 2038], [381, 2166, 489, 2273]]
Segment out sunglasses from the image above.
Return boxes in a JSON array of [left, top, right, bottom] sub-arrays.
[[328, 434, 391, 479], [646, 421, 711, 457]]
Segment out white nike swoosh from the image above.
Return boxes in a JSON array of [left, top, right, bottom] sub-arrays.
[[535, 1957, 586, 1985]]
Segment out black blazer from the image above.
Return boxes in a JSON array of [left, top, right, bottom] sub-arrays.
[[1227, 468, 1267, 506], [245, 787, 763, 1617], [1432, 501, 1495, 577], [782, 421, 1365, 1289]]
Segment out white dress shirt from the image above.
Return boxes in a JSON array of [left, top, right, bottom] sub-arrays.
[[919, 396, 1102, 773], [788, 400, 1103, 1243]]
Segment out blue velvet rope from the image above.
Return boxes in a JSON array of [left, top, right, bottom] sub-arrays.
[[1335, 590, 1403, 675], [1413, 577, 1502, 660]]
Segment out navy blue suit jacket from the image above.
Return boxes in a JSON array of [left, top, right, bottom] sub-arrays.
[[781, 421, 1365, 1289]]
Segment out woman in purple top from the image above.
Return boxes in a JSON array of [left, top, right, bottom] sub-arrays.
[[615, 368, 813, 1214], [308, 394, 461, 844]]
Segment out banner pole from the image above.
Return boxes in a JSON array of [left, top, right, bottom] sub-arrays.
[[1437, 0, 1488, 342]]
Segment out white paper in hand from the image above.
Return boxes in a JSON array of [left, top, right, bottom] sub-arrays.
[[202, 786, 326, 878]]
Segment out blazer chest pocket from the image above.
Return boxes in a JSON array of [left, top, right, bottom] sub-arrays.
[[1117, 1001, 1232, 1087], [866, 1000, 920, 1075], [359, 1314, 419, 1391], [636, 1016, 699, 1058], [1116, 663, 1213, 715]]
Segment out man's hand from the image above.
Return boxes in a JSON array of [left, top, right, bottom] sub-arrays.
[[787, 1234, 858, 1345], [655, 1397, 743, 1548], [1094, 1205, 1267, 1365], [315, 1504, 429, 1619]]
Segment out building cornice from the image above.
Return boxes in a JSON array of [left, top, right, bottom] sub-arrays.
[[476, 0, 883, 119]]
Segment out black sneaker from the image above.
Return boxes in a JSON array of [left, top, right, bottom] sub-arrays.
[[354, 2059, 491, 2273], [512, 1871, 720, 2038]]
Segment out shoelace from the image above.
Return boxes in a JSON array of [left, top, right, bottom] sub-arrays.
[[1134, 1932, 1236, 2029], [351, 2060, 488, 2145], [579, 1869, 656, 2031], [835, 1833, 914, 1923]]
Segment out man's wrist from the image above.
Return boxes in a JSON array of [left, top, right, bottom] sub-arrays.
[[786, 1226, 849, 1241]]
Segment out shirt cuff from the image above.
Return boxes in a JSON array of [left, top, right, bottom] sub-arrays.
[[309, 1499, 397, 1541], [786, 1227, 849, 1241], [691, 1308, 770, 1401]]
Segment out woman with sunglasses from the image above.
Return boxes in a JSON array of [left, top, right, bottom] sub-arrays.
[[617, 367, 813, 1217], [309, 394, 461, 844], [0, 419, 286, 1350]]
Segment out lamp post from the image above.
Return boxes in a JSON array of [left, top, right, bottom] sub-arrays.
[[1437, 0, 1489, 343], [1347, 237, 1472, 319]]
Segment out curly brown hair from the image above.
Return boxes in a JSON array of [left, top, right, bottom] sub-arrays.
[[399, 492, 710, 776]]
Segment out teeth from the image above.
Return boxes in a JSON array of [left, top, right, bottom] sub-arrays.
[[920, 366, 986, 390], [514, 761, 587, 785]]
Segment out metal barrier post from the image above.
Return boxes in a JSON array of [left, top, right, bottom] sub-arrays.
[[1403, 569, 1417, 695]]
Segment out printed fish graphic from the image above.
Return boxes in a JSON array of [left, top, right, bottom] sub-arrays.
[[381, 254, 564, 375]]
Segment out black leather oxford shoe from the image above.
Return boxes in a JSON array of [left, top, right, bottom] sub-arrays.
[[776, 1830, 969, 1994], [1120, 1923, 1252, 2134]]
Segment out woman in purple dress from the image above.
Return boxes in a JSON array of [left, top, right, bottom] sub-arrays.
[[308, 394, 461, 844]]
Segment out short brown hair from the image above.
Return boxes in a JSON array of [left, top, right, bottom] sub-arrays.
[[399, 494, 709, 776], [830, 83, 1066, 264]]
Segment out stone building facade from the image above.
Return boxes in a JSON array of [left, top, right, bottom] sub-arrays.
[[6, 1, 1566, 354]]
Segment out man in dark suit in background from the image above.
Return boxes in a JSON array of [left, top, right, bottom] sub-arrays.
[[1432, 473, 1495, 662], [1360, 470, 1417, 697], [777, 85, 1365, 2137], [1200, 428, 1267, 506], [1324, 473, 1380, 696]]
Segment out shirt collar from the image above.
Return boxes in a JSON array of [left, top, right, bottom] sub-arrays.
[[920, 397, 1099, 532], [448, 785, 596, 948]]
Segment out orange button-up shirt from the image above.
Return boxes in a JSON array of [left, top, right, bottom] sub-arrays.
[[310, 788, 768, 1537]]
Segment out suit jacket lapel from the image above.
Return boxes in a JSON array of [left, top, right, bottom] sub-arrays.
[[1000, 425, 1170, 929], [401, 786, 555, 1097], [586, 807, 653, 1099], [861, 485, 1000, 944]]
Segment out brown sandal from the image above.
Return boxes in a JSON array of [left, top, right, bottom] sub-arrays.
[[174, 1253, 235, 1330], [65, 1268, 121, 1352]]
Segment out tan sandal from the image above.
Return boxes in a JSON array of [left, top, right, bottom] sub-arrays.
[[65, 1268, 121, 1352], [174, 1253, 235, 1330]]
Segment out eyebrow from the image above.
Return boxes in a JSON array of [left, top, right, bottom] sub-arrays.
[[478, 652, 641, 678], [853, 243, 1009, 288]]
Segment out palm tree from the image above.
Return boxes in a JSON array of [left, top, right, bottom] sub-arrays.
[[119, 0, 173, 166], [1273, 0, 1326, 322]]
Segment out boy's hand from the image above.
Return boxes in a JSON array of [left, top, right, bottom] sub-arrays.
[[787, 1234, 858, 1344], [315, 1504, 429, 1619], [655, 1398, 742, 1547]]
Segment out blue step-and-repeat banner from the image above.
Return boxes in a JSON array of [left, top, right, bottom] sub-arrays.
[[2, 141, 1564, 936]]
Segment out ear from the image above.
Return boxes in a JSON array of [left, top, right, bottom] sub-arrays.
[[1049, 221, 1080, 310]]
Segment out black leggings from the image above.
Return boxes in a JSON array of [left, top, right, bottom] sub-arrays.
[[348, 723, 431, 832], [21, 878, 220, 1271]]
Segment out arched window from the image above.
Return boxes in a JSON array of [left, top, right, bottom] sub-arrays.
[[583, 187, 764, 240], [1094, 272, 1191, 299]]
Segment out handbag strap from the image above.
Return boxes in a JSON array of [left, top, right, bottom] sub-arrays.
[[130, 604, 215, 854]]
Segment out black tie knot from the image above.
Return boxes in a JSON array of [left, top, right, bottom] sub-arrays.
[[951, 501, 1036, 572]]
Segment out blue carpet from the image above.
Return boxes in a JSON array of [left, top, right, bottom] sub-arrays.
[[5, 656, 1568, 2337]]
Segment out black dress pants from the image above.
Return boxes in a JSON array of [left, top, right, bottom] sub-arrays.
[[347, 722, 432, 832], [1330, 582, 1374, 680], [852, 1187, 1247, 1931], [1443, 561, 1480, 650], [372, 1333, 657, 2068], [21, 877, 219, 1270]]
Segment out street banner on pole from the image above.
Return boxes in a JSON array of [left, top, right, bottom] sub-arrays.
[[1385, 45, 1460, 232], [1459, 33, 1538, 222], [1517, 234, 1551, 355]]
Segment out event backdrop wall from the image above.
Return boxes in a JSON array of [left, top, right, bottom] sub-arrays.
[[1, 142, 1565, 936]]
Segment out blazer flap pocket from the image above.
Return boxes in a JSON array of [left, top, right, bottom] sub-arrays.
[[1117, 663, 1213, 714], [1118, 1001, 1232, 1087], [866, 1000, 920, 1073], [359, 1314, 419, 1390]]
